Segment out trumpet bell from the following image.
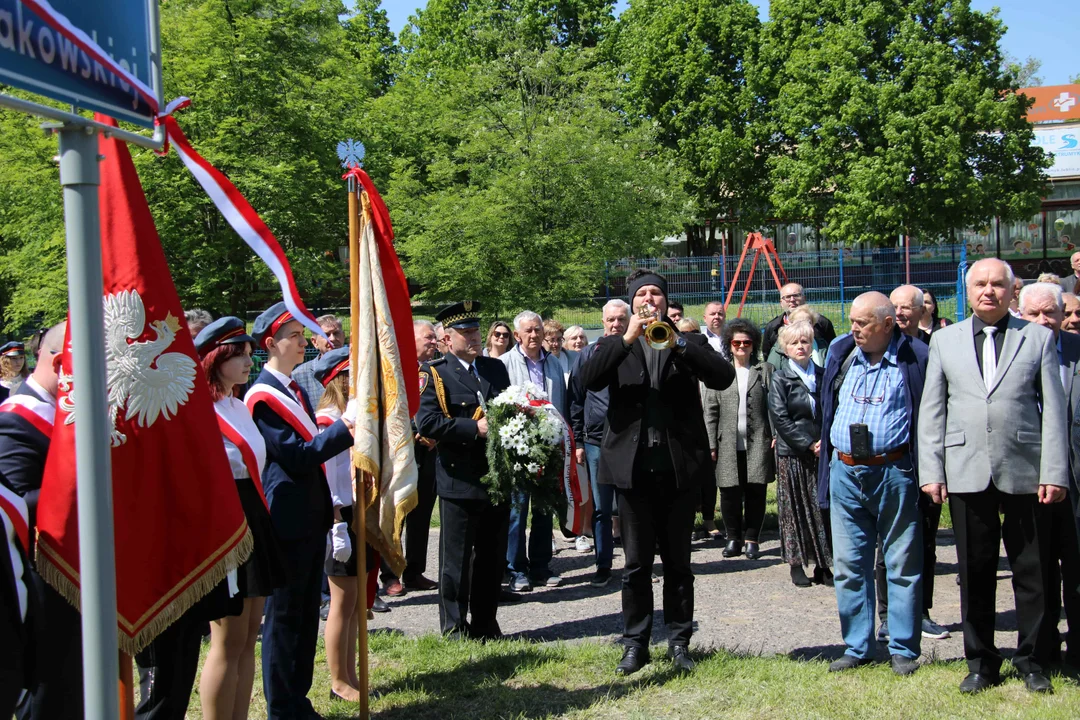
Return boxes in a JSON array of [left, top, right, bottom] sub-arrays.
[[644, 319, 675, 350]]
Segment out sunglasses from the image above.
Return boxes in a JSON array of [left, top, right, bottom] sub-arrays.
[[493, 331, 511, 339], [730, 340, 753, 348]]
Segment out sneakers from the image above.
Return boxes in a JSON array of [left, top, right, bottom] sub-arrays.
[[590, 569, 612, 587], [575, 536, 593, 553], [828, 655, 872, 672], [890, 654, 920, 676], [921, 616, 951, 640], [509, 574, 532, 592], [877, 622, 890, 643], [543, 573, 563, 587]]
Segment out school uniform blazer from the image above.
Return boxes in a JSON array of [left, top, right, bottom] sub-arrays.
[[248, 369, 353, 541], [0, 382, 53, 537], [577, 331, 735, 491]]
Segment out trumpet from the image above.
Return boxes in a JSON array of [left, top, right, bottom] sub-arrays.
[[638, 304, 675, 350]]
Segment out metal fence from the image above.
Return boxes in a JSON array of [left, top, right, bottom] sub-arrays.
[[554, 245, 969, 332]]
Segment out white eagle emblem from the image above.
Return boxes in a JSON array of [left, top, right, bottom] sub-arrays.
[[101, 289, 197, 446]]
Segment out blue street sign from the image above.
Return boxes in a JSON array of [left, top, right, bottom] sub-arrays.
[[0, 1, 159, 127]]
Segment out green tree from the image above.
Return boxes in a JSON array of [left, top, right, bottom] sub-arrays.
[[751, 0, 1050, 246], [1002, 53, 1043, 88], [615, 0, 763, 254], [364, 5, 689, 315]]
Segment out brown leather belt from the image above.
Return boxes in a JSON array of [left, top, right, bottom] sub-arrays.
[[837, 448, 907, 467]]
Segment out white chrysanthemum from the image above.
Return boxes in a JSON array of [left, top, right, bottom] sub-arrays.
[[525, 462, 540, 474]]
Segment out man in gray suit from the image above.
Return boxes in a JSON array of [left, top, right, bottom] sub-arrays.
[[1018, 282, 1080, 667], [919, 259, 1069, 695]]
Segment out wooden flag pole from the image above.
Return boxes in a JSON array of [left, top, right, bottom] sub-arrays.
[[118, 652, 135, 720], [347, 176, 370, 720]]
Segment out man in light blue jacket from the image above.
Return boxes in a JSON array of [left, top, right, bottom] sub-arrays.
[[500, 311, 568, 591]]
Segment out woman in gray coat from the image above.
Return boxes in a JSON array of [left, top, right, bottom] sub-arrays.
[[703, 319, 775, 560]]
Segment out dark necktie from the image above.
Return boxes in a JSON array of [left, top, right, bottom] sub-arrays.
[[469, 365, 478, 382], [289, 380, 310, 416]]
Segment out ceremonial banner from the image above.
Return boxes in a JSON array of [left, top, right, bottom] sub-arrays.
[[35, 116, 251, 654], [347, 168, 419, 575]]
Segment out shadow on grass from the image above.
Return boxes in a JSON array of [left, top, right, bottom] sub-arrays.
[[334, 642, 683, 720]]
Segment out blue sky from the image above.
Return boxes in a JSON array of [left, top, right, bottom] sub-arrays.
[[375, 0, 1077, 86]]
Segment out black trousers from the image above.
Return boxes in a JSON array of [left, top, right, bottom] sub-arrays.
[[718, 450, 766, 542], [699, 478, 718, 527], [616, 447, 697, 649], [950, 485, 1053, 675], [1, 547, 28, 720], [438, 497, 510, 638], [134, 608, 204, 720], [876, 493, 942, 622], [261, 533, 325, 720], [404, 450, 438, 582], [1042, 493, 1080, 662], [15, 570, 83, 720]]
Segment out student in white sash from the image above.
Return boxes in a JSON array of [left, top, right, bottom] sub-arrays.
[[195, 317, 287, 720], [246, 303, 356, 719]]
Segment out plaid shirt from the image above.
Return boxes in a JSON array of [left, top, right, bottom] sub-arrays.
[[829, 334, 909, 455]]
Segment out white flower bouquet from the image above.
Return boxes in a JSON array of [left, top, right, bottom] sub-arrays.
[[482, 381, 569, 514]]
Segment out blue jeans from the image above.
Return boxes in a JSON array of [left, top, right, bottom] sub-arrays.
[[830, 453, 923, 660], [585, 443, 616, 570], [507, 489, 554, 580]]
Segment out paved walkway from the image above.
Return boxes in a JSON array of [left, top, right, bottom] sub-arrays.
[[370, 529, 1046, 663]]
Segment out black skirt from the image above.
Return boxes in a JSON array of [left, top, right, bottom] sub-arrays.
[[324, 505, 378, 578], [190, 574, 242, 622], [235, 476, 288, 598]]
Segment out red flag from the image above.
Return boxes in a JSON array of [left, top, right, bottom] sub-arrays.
[[35, 116, 251, 654]]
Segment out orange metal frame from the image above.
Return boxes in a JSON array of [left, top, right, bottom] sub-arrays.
[[723, 232, 790, 317]]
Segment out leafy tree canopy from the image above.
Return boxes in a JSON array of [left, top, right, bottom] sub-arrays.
[[751, 0, 1051, 246]]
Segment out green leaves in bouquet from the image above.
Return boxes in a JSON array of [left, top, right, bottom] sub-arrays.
[[482, 402, 568, 517]]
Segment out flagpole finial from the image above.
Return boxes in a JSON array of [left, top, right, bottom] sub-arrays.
[[338, 139, 365, 170]]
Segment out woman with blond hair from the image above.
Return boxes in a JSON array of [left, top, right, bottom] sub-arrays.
[[767, 305, 827, 370], [767, 321, 832, 587], [564, 325, 588, 351], [313, 347, 381, 701]]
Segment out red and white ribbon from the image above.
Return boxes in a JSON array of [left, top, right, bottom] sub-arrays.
[[527, 397, 591, 536], [158, 107, 326, 339], [21, 0, 159, 114], [19, 3, 326, 340]]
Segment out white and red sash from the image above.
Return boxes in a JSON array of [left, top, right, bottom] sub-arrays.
[[527, 398, 592, 536], [214, 406, 269, 510], [0, 395, 56, 439], [0, 481, 30, 555], [245, 382, 318, 442]]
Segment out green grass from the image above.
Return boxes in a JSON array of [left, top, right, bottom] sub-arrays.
[[181, 632, 1080, 719]]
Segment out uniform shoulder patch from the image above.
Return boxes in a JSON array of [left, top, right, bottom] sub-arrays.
[[419, 371, 430, 394]]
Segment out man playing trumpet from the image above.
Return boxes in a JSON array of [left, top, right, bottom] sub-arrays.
[[578, 270, 735, 675]]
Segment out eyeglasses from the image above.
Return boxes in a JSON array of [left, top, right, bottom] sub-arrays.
[[730, 340, 753, 348], [781, 293, 804, 301], [851, 369, 889, 405]]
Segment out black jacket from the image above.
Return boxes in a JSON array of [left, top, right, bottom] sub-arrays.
[[578, 331, 734, 490], [415, 355, 511, 501], [762, 313, 837, 361], [767, 359, 824, 458], [568, 342, 608, 446]]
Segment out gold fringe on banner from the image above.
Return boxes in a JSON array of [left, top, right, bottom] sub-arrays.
[[36, 523, 252, 655]]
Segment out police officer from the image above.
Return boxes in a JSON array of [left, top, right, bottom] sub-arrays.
[[415, 301, 511, 640], [578, 271, 734, 676]]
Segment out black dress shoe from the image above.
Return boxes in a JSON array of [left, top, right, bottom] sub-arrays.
[[790, 565, 812, 587], [812, 567, 834, 586], [1022, 671, 1053, 693], [615, 646, 650, 676], [744, 541, 760, 559], [371, 596, 391, 613], [722, 540, 743, 558], [890, 654, 920, 676], [668, 645, 696, 673], [828, 655, 871, 672], [958, 672, 1000, 694]]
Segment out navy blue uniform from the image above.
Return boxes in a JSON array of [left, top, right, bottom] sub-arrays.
[[0, 383, 84, 720], [249, 369, 352, 719], [415, 355, 511, 638]]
